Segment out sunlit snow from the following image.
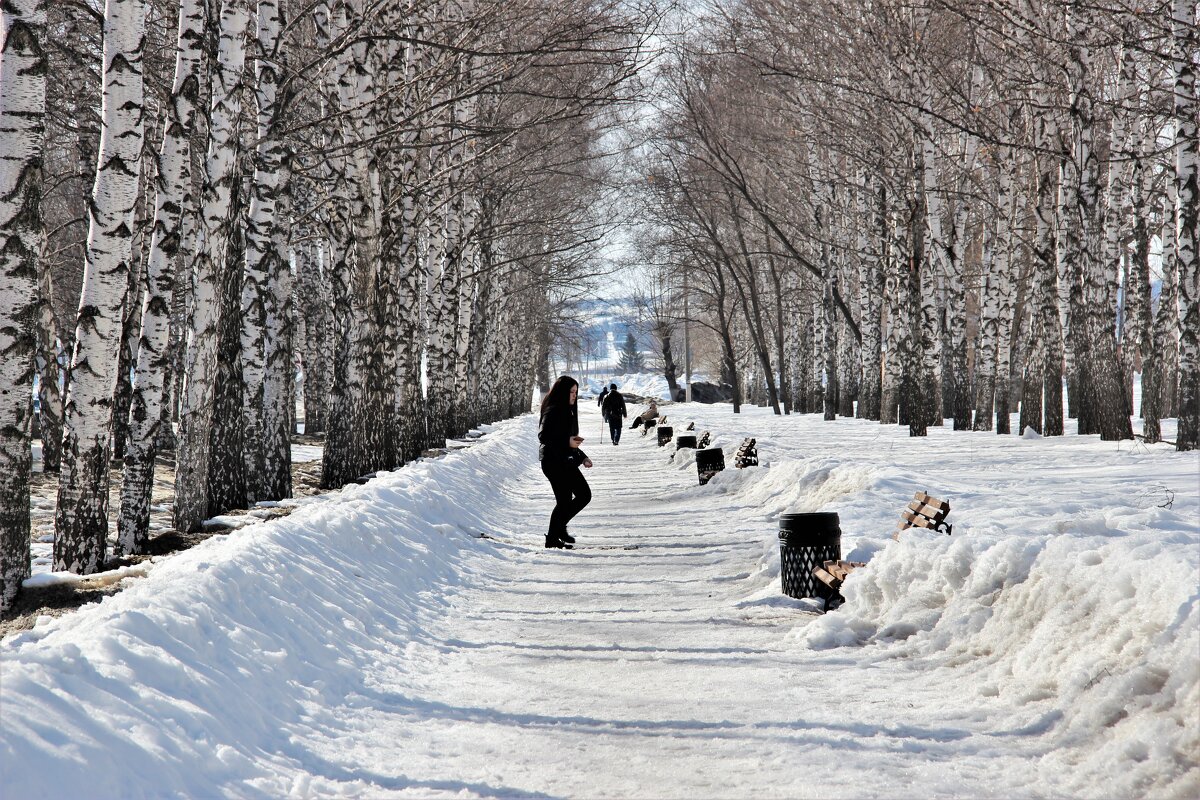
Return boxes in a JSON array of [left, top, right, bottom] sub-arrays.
[[2, 401, 1197, 798]]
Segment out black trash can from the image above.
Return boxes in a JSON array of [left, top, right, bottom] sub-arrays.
[[675, 434, 697, 449], [696, 447, 725, 485], [779, 512, 841, 599], [656, 426, 673, 447]]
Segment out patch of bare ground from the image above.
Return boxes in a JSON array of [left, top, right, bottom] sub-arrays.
[[2, 434, 330, 639]]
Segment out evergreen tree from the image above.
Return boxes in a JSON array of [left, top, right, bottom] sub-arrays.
[[618, 330, 644, 372]]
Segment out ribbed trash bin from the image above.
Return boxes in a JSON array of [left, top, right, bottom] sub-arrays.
[[779, 512, 841, 599], [675, 434, 697, 449], [695, 447, 724, 485], [656, 426, 673, 447]]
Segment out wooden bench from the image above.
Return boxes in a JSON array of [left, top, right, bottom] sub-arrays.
[[734, 437, 758, 468], [811, 491, 952, 611], [811, 559, 867, 610], [696, 431, 711, 449], [893, 491, 952, 540]]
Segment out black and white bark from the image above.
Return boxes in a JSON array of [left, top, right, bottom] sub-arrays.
[[118, 0, 205, 554], [260, 158, 293, 498], [1172, 0, 1199, 450], [1143, 187, 1180, 443], [55, 0, 148, 572], [174, 0, 248, 532], [856, 173, 883, 420], [35, 264, 62, 472], [1029, 88, 1065, 436], [240, 0, 286, 500], [0, 0, 46, 610]]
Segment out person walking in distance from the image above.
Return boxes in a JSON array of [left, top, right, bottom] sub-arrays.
[[602, 383, 627, 445], [597, 383, 610, 442], [538, 376, 592, 549]]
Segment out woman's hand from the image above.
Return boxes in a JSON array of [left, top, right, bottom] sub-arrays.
[[570, 436, 584, 448], [582, 458, 593, 468]]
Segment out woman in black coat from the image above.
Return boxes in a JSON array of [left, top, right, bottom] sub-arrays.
[[538, 375, 593, 549]]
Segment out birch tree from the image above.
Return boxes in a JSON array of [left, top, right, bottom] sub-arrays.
[[0, 0, 46, 610], [118, 0, 205, 554], [55, 0, 148, 573], [1171, 0, 1199, 451], [241, 0, 290, 500], [175, 0, 248, 533]]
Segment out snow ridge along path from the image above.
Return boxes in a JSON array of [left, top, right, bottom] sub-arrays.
[[2, 402, 1198, 798]]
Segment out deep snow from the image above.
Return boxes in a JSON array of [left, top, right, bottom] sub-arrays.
[[2, 401, 1197, 798]]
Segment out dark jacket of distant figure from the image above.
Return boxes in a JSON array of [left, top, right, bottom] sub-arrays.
[[539, 404, 587, 467], [602, 390, 627, 420], [597, 387, 609, 408]]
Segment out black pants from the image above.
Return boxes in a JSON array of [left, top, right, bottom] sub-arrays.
[[609, 418, 623, 444], [541, 461, 591, 537]]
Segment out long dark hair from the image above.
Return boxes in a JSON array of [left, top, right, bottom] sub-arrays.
[[541, 375, 579, 421]]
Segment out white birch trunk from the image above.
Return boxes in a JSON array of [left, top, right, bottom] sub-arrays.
[[974, 210, 1000, 432], [1144, 187, 1180, 442], [1172, 0, 1199, 450], [240, 0, 285, 500], [1122, 124, 1153, 412], [1157, 180, 1181, 419], [294, 184, 331, 436], [856, 172, 882, 420], [947, 66, 982, 430], [881, 207, 905, 424], [395, 41, 426, 462], [261, 160, 293, 498], [117, 0, 205, 554], [55, 0, 148, 572], [35, 266, 63, 472], [0, 0, 46, 609], [174, 0, 248, 532], [918, 94, 944, 427], [1030, 77, 1065, 436], [1069, 2, 1131, 440], [1102, 37, 1137, 319]]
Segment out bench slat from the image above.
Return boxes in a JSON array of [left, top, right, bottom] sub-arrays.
[[899, 510, 937, 528], [901, 504, 948, 523], [913, 491, 950, 512], [822, 560, 866, 580], [812, 566, 841, 589]]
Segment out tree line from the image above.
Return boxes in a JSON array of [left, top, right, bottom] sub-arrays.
[[631, 0, 1197, 445], [0, 0, 650, 612]]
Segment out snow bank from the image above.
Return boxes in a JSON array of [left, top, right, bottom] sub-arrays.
[[0, 417, 532, 798], [662, 402, 1199, 798], [581, 372, 712, 401]]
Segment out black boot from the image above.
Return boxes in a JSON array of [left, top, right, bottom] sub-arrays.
[[545, 534, 573, 549], [560, 529, 575, 544]]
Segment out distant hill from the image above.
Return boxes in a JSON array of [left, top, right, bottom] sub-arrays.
[[556, 295, 650, 366]]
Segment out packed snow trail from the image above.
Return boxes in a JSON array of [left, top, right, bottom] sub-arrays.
[[2, 401, 1197, 798]]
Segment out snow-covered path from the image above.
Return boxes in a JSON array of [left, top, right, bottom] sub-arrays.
[[2, 401, 1197, 798], [306, 416, 830, 799], [280, 405, 1093, 799]]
